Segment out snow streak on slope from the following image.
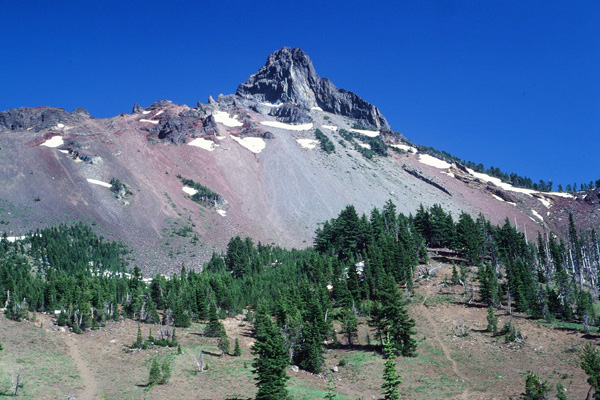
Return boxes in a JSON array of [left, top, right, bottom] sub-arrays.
[[213, 111, 243, 127], [261, 121, 313, 131]]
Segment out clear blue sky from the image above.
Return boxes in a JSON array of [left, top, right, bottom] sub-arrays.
[[1, 1, 598, 188]]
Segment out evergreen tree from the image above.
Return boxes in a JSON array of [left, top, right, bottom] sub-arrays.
[[148, 358, 161, 386], [369, 278, 416, 357], [251, 311, 290, 400], [522, 371, 549, 400], [340, 307, 358, 346], [556, 383, 567, 400], [161, 360, 171, 384], [486, 307, 498, 335], [205, 302, 222, 337], [218, 328, 230, 356], [381, 335, 401, 400], [233, 337, 242, 356], [580, 343, 600, 399]]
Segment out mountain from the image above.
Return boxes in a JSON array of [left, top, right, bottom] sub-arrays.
[[0, 46, 598, 274]]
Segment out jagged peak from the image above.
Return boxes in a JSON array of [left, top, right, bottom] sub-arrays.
[[237, 47, 390, 130]]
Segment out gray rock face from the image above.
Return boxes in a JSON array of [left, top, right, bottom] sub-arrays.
[[236, 47, 390, 130], [0, 107, 85, 133], [151, 116, 197, 144], [268, 104, 312, 124]]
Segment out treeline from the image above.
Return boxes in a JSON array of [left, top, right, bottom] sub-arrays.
[[2, 201, 600, 371], [414, 142, 600, 193]]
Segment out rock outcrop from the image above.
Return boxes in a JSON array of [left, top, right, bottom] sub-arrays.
[[236, 47, 390, 130], [0, 107, 86, 133]]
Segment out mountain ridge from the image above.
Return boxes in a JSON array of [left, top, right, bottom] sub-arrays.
[[0, 47, 598, 273]]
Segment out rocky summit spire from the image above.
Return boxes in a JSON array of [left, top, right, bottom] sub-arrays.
[[236, 47, 390, 131]]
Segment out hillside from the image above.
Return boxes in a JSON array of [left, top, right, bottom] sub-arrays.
[[0, 260, 594, 400]]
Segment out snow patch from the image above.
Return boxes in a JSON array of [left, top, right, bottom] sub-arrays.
[[531, 210, 544, 222], [321, 125, 338, 131], [311, 106, 323, 112], [419, 154, 451, 169], [260, 121, 313, 131], [142, 110, 151, 115], [538, 197, 552, 208], [87, 179, 112, 188], [5, 236, 25, 243], [58, 149, 69, 154], [217, 209, 227, 217], [357, 141, 371, 150], [297, 139, 319, 149], [259, 102, 283, 108], [351, 129, 379, 137], [182, 186, 198, 196], [140, 119, 159, 125], [231, 136, 266, 154], [213, 111, 243, 127], [492, 194, 505, 203], [467, 169, 537, 196], [40, 136, 64, 148], [154, 110, 164, 117], [391, 144, 417, 153], [188, 138, 218, 151], [547, 192, 574, 199]]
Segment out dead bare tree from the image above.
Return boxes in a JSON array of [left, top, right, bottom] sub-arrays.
[[10, 369, 23, 396], [192, 350, 205, 373]]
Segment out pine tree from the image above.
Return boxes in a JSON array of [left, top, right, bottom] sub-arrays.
[[148, 358, 161, 386], [523, 371, 549, 400], [556, 383, 567, 400], [218, 328, 230, 356], [381, 335, 401, 400], [251, 312, 290, 400], [340, 307, 358, 346], [486, 307, 498, 335], [233, 338, 242, 356], [580, 343, 600, 399], [133, 322, 143, 349], [161, 360, 171, 384], [205, 302, 222, 337]]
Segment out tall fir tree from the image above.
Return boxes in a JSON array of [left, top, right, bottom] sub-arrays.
[[251, 311, 290, 400]]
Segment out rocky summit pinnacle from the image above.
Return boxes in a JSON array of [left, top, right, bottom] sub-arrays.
[[236, 47, 390, 130]]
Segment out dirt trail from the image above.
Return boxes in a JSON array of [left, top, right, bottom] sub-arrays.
[[420, 290, 470, 399], [63, 332, 99, 400]]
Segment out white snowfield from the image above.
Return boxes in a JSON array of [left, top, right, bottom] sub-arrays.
[[390, 144, 418, 153], [351, 129, 379, 137], [321, 125, 338, 131], [5, 236, 25, 243], [213, 111, 243, 127], [357, 141, 371, 150], [538, 197, 552, 208], [217, 209, 227, 217], [87, 179, 112, 188], [296, 139, 319, 149], [182, 186, 198, 196], [531, 209, 544, 222], [259, 102, 283, 108], [419, 154, 451, 169], [311, 106, 323, 112], [58, 149, 69, 154], [467, 168, 537, 196], [140, 119, 159, 125], [231, 136, 266, 154], [260, 121, 313, 131], [142, 110, 151, 115], [40, 136, 64, 148], [188, 138, 218, 151]]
